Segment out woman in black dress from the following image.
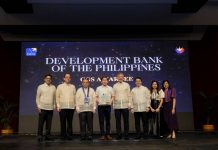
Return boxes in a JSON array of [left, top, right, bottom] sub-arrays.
[[149, 80, 164, 138]]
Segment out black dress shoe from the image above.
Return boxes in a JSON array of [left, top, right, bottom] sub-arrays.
[[67, 136, 73, 140], [153, 135, 161, 139], [80, 137, 86, 141], [87, 136, 93, 140], [61, 136, 68, 140], [116, 135, 122, 140], [44, 136, 53, 141], [134, 136, 141, 140], [37, 136, 43, 142], [159, 135, 164, 139]]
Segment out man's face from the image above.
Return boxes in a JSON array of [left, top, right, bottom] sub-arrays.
[[82, 79, 90, 88], [44, 76, 52, 85], [135, 79, 142, 87], [117, 74, 124, 82], [64, 74, 71, 84], [101, 78, 108, 86]]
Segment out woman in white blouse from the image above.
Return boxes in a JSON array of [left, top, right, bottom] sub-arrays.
[[149, 80, 164, 138]]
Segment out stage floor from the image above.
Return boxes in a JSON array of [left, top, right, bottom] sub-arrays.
[[0, 132, 218, 150]]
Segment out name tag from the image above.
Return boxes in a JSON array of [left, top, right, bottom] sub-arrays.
[[84, 97, 90, 104]]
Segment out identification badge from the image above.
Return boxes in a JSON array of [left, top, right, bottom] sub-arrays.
[[84, 97, 90, 105]]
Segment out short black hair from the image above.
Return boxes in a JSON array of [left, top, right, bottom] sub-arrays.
[[134, 76, 142, 82], [44, 74, 52, 79], [116, 72, 124, 76], [64, 73, 71, 78], [82, 78, 90, 82], [101, 76, 109, 81]]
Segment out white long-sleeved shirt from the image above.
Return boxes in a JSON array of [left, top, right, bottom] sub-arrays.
[[76, 87, 96, 112], [113, 82, 131, 109], [36, 83, 56, 110], [56, 83, 76, 109], [131, 85, 151, 112], [96, 85, 113, 106]]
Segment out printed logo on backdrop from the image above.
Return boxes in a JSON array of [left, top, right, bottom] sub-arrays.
[[25, 48, 37, 56], [175, 46, 185, 55]]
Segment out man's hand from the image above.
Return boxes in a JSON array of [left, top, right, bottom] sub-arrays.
[[128, 103, 132, 110], [93, 107, 96, 113], [130, 108, 134, 114], [107, 100, 113, 105], [37, 107, 41, 113], [57, 108, 61, 112], [76, 107, 80, 113], [145, 108, 150, 112]]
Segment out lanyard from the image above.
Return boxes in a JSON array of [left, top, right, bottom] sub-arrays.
[[82, 87, 89, 98]]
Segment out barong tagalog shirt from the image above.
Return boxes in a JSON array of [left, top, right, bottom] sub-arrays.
[[36, 83, 56, 110], [131, 85, 151, 112], [96, 85, 113, 106], [113, 81, 132, 109], [76, 87, 96, 112], [56, 83, 76, 109]]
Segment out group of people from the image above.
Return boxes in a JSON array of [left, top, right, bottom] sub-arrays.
[[36, 72, 178, 142]]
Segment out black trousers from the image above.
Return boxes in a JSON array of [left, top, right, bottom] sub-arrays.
[[79, 111, 93, 137], [134, 112, 148, 137], [114, 108, 129, 137], [59, 109, 75, 137], [98, 105, 111, 136], [38, 109, 53, 136]]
